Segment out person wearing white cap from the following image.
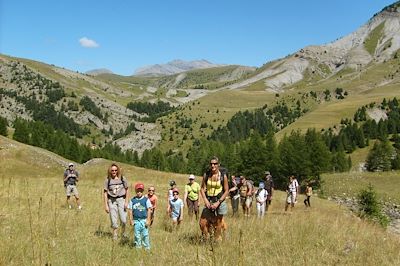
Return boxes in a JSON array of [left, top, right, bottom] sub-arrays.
[[183, 174, 201, 220], [63, 162, 81, 209]]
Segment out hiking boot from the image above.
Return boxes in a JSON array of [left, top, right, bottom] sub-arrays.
[[112, 233, 118, 241], [122, 232, 129, 239]]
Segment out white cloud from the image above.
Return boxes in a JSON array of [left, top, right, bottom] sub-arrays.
[[79, 37, 99, 48]]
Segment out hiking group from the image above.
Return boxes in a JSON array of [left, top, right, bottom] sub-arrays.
[[64, 156, 312, 249]]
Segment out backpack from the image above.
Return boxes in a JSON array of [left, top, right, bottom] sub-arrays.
[[107, 176, 126, 193], [203, 167, 228, 198], [64, 169, 78, 186], [247, 180, 256, 196]]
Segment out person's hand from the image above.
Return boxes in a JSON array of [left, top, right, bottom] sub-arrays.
[[179, 216, 183, 222], [130, 220, 133, 226], [105, 205, 110, 213], [205, 200, 211, 209], [124, 202, 128, 211], [145, 220, 150, 227], [211, 201, 220, 210]]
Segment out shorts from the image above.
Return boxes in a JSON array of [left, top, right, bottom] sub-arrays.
[[186, 198, 199, 213], [65, 184, 79, 197], [287, 192, 297, 204], [241, 196, 252, 208], [201, 200, 228, 217]]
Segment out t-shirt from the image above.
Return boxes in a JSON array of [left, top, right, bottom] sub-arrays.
[[289, 179, 299, 193], [147, 194, 158, 209], [239, 181, 252, 197], [104, 177, 128, 198], [256, 188, 268, 202], [265, 176, 274, 192], [185, 182, 201, 201], [64, 169, 79, 185], [170, 198, 183, 218], [128, 196, 152, 220]]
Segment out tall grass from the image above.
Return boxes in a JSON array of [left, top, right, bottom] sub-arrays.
[[0, 137, 399, 265], [1, 174, 399, 265]]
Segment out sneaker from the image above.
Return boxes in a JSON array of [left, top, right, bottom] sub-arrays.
[[68, 205, 72, 209], [78, 206, 82, 210], [113, 233, 118, 241], [122, 232, 129, 239]]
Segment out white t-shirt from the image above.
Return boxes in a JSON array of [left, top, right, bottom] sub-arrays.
[[289, 179, 299, 193], [256, 188, 268, 202]]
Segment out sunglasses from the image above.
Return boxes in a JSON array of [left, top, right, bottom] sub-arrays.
[[148, 189, 154, 192], [111, 169, 118, 172], [210, 162, 218, 165], [173, 193, 179, 195]]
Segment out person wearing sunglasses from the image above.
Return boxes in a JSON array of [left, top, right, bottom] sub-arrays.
[[103, 163, 129, 240], [146, 186, 158, 226], [199, 156, 229, 241]]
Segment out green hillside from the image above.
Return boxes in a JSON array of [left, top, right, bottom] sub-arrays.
[[0, 136, 399, 265]]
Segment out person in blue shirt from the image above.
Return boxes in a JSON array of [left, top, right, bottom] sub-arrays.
[[128, 182, 152, 250], [168, 188, 184, 228]]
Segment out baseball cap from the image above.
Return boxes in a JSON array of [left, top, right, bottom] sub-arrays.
[[259, 182, 265, 189], [68, 163, 74, 167], [169, 180, 176, 187], [135, 183, 144, 191], [188, 174, 195, 180], [264, 171, 270, 175], [172, 188, 179, 194]]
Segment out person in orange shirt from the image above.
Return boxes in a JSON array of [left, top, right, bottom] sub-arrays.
[[147, 185, 158, 226]]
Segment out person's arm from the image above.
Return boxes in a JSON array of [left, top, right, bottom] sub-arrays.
[[200, 175, 211, 209], [247, 183, 252, 197], [146, 199, 152, 226], [128, 208, 133, 225], [63, 172, 68, 182], [103, 190, 109, 213], [75, 171, 79, 182], [153, 197, 158, 209], [183, 185, 188, 206], [124, 187, 129, 210], [179, 201, 183, 221]]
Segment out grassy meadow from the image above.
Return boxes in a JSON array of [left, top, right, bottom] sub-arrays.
[[321, 171, 400, 204], [1, 136, 400, 265]]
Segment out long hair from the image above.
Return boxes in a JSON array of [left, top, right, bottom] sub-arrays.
[[107, 163, 121, 179]]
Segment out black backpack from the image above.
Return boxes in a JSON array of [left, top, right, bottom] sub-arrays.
[[107, 176, 126, 191]]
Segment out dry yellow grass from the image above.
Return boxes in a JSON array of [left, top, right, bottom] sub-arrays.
[[1, 136, 400, 265]]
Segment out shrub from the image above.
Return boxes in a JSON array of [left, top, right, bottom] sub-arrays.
[[357, 184, 389, 227]]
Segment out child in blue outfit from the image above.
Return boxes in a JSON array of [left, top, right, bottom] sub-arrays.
[[168, 188, 183, 228], [128, 182, 152, 250]]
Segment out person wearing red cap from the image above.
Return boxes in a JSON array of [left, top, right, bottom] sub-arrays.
[[168, 188, 183, 228], [128, 182, 152, 250]]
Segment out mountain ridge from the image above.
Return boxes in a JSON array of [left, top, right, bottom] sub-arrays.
[[133, 59, 226, 76]]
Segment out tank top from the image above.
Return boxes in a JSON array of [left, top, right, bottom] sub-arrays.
[[206, 171, 223, 197]]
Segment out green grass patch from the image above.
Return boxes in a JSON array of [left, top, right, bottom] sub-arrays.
[[364, 22, 385, 55]]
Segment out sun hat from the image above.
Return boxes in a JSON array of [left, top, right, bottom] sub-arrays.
[[169, 180, 176, 186], [68, 163, 74, 167], [188, 174, 195, 180]]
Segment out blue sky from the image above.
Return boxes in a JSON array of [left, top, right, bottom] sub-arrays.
[[0, 0, 395, 76]]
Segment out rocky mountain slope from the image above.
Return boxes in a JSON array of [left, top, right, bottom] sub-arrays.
[[133, 59, 224, 76], [1, 1, 400, 156], [225, 3, 400, 92]]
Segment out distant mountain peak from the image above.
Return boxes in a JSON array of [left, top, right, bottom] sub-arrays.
[[133, 59, 224, 76]]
